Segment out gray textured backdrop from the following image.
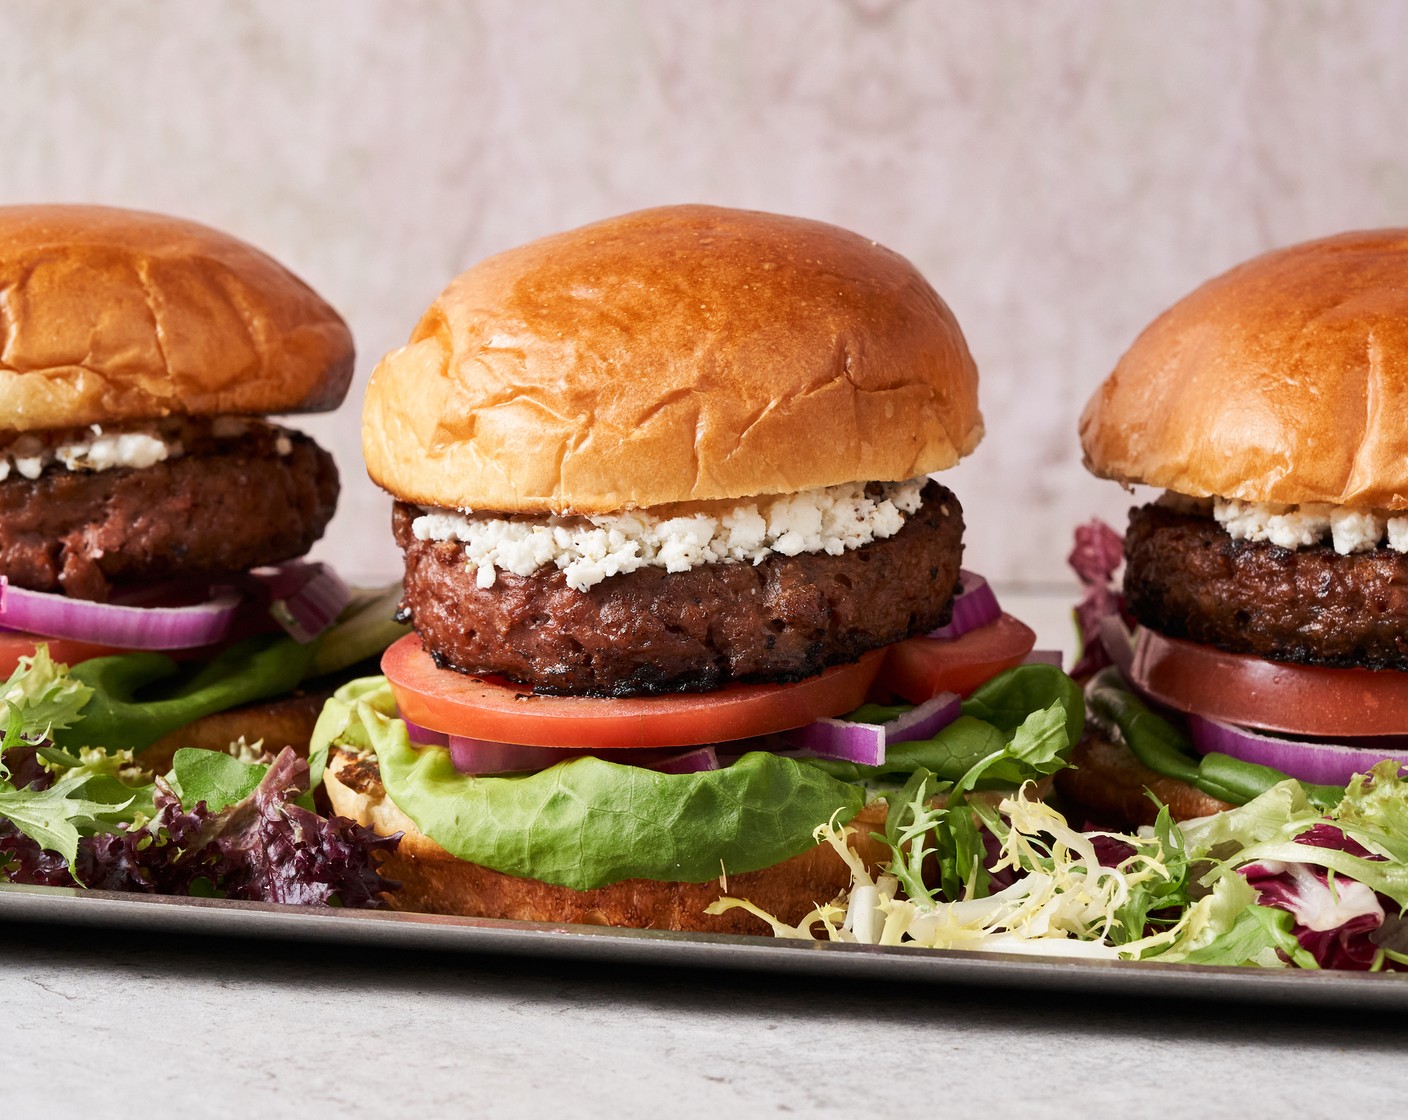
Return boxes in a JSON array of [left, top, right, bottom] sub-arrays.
[[3, 0, 1406, 587]]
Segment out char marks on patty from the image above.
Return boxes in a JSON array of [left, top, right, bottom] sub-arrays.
[[394, 480, 965, 696], [1125, 502, 1408, 671]]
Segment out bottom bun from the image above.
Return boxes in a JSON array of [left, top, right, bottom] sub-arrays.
[[136, 688, 334, 772], [324, 746, 890, 934], [1055, 730, 1233, 828]]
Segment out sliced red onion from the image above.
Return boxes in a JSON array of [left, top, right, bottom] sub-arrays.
[[783, 691, 961, 766], [255, 561, 351, 643], [442, 736, 721, 775], [1099, 614, 1136, 679], [927, 569, 1002, 640], [448, 737, 570, 774], [0, 577, 244, 650], [650, 746, 720, 774], [1023, 649, 1064, 669], [884, 691, 962, 743], [784, 718, 885, 765], [403, 718, 449, 746], [1187, 713, 1408, 787]]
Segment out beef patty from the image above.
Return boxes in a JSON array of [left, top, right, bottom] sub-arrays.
[[395, 481, 965, 696], [0, 428, 339, 601], [1125, 502, 1408, 670]]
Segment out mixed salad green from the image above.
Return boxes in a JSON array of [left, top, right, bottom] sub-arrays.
[[0, 636, 399, 905], [7, 617, 1408, 972], [310, 663, 1083, 890]]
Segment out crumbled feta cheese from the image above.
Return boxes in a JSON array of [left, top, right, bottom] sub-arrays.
[[1388, 518, 1408, 553], [1213, 497, 1405, 555], [56, 430, 171, 472], [1330, 507, 1385, 555], [414, 477, 931, 592], [0, 415, 295, 480]]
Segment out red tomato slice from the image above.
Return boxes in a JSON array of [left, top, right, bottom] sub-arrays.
[[0, 632, 126, 676], [879, 614, 1037, 703], [1128, 626, 1408, 738], [382, 634, 886, 748]]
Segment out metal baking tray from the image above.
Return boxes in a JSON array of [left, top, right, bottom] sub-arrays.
[[4, 882, 1406, 1009]]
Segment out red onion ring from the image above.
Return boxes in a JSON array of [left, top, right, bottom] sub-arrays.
[[1186, 713, 1408, 787], [448, 738, 575, 774], [403, 718, 450, 746], [782, 690, 961, 765], [255, 561, 351, 643], [650, 746, 721, 774], [1099, 614, 1136, 679], [443, 736, 722, 775], [0, 577, 244, 650], [927, 569, 1002, 640]]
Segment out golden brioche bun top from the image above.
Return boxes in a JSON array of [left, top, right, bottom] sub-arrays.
[[1081, 228, 1408, 509], [363, 204, 982, 513], [0, 205, 353, 431]]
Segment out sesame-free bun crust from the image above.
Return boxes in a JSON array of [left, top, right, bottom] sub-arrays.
[[0, 205, 353, 431], [363, 205, 982, 513], [1081, 229, 1408, 509]]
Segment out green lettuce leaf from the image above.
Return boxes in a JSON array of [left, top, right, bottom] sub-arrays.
[[171, 748, 268, 814], [1329, 761, 1408, 865], [0, 646, 94, 779], [1177, 904, 1318, 969], [306, 674, 397, 795], [54, 634, 315, 752], [962, 662, 1085, 749], [0, 767, 135, 873], [315, 680, 866, 889], [813, 665, 1083, 788]]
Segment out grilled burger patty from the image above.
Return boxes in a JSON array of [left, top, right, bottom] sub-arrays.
[[1125, 502, 1408, 671], [0, 429, 339, 601], [395, 481, 965, 696]]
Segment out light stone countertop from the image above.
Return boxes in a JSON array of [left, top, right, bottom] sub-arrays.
[[6, 918, 1408, 1119], [7, 593, 1408, 1118]]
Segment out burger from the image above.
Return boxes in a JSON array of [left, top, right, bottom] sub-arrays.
[[1064, 228, 1408, 827], [0, 204, 376, 761], [322, 204, 1076, 932]]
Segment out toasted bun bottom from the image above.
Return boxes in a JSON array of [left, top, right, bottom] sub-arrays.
[[1054, 730, 1233, 828], [136, 688, 334, 773], [324, 746, 890, 934]]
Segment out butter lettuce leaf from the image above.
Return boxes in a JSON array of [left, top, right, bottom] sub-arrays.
[[322, 681, 866, 890]]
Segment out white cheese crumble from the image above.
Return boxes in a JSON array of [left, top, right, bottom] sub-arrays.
[[0, 417, 295, 481], [0, 425, 177, 481], [1213, 497, 1408, 555], [414, 477, 930, 592]]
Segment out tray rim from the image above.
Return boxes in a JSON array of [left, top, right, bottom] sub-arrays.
[[4, 882, 1407, 1010]]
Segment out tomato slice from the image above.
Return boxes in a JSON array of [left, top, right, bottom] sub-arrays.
[[1128, 626, 1408, 738], [381, 634, 886, 748], [0, 631, 126, 676], [879, 614, 1037, 703]]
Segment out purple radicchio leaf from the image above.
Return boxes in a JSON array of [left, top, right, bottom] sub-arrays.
[[1240, 824, 1395, 971], [1068, 519, 1127, 679]]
